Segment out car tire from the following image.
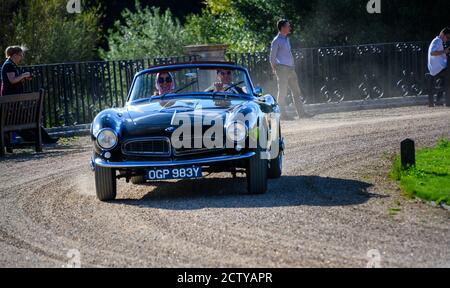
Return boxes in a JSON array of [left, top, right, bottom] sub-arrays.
[[246, 149, 268, 194], [95, 166, 117, 201], [131, 175, 145, 185]]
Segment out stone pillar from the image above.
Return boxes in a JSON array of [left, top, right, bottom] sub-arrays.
[[184, 44, 229, 89], [184, 44, 229, 62]]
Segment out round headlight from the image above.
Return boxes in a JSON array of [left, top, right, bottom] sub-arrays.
[[226, 122, 247, 143], [97, 129, 118, 150]]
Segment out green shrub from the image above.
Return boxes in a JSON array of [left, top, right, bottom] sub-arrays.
[[11, 0, 102, 64], [100, 1, 187, 60]]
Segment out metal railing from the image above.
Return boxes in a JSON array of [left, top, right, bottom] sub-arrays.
[[227, 41, 429, 104], [16, 41, 431, 128], [19, 55, 199, 128]]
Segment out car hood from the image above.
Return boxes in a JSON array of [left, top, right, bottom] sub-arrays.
[[125, 98, 249, 127]]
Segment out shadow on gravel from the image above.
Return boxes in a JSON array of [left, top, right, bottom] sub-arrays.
[[0, 145, 87, 163], [114, 175, 382, 210]]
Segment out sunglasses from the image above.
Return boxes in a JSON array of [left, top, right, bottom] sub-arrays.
[[219, 71, 232, 76], [158, 76, 173, 84]]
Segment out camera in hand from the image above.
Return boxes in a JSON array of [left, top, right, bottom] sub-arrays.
[[444, 40, 450, 56]]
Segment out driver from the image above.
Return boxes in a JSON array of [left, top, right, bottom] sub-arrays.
[[205, 69, 245, 94], [155, 71, 175, 95]]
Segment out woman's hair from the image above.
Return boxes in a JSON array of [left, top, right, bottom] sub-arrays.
[[155, 71, 175, 93], [5, 45, 27, 58]]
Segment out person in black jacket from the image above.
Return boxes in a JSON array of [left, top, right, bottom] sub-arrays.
[[1, 46, 57, 149], [1, 46, 32, 96]]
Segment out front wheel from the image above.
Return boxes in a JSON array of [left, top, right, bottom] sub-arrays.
[[95, 166, 117, 201], [246, 150, 268, 194]]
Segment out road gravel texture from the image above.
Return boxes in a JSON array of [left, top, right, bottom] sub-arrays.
[[0, 106, 449, 267]]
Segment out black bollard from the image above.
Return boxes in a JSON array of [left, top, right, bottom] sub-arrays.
[[401, 139, 415, 169]]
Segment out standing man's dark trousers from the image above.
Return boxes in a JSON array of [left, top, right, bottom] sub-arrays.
[[438, 67, 450, 106], [274, 65, 307, 118], [434, 67, 450, 107]]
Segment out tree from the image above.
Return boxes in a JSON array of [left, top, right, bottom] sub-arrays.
[[100, 2, 186, 60], [10, 0, 102, 64], [183, 0, 266, 53], [0, 0, 24, 53], [225, 0, 450, 48]]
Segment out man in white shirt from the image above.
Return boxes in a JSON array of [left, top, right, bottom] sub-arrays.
[[428, 27, 450, 105]]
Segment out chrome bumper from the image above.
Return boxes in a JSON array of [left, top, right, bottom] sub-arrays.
[[92, 152, 255, 169]]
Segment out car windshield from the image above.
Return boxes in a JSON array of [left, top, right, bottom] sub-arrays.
[[128, 66, 253, 104]]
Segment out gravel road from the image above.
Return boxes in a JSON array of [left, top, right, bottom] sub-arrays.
[[1, 106, 449, 268]]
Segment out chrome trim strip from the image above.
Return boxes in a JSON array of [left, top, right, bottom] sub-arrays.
[[173, 147, 224, 156], [94, 152, 256, 168]]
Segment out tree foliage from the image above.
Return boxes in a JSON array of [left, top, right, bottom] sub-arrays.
[[9, 0, 102, 64], [0, 0, 21, 53], [181, 0, 264, 53], [100, 2, 186, 60], [4, 0, 450, 63], [231, 0, 450, 48]]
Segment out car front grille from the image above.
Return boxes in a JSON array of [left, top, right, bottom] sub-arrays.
[[122, 137, 171, 156]]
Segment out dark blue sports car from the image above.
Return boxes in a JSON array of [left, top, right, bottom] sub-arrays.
[[90, 62, 284, 201]]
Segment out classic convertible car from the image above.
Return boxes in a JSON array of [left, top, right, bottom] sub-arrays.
[[90, 62, 284, 201]]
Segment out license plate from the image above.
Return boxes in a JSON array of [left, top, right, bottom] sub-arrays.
[[146, 166, 203, 180]]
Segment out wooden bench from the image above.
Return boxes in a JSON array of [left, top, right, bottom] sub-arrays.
[[0, 89, 45, 156]]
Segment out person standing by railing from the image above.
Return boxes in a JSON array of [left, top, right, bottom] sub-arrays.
[[428, 27, 450, 105], [1, 46, 33, 150], [1, 46, 32, 96], [270, 19, 313, 120], [1, 46, 57, 148]]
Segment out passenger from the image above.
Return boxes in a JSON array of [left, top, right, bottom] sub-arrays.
[[155, 72, 175, 95]]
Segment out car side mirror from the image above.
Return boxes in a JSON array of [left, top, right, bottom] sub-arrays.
[[254, 87, 263, 96]]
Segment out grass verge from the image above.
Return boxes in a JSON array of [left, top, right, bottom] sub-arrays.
[[390, 138, 450, 205]]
